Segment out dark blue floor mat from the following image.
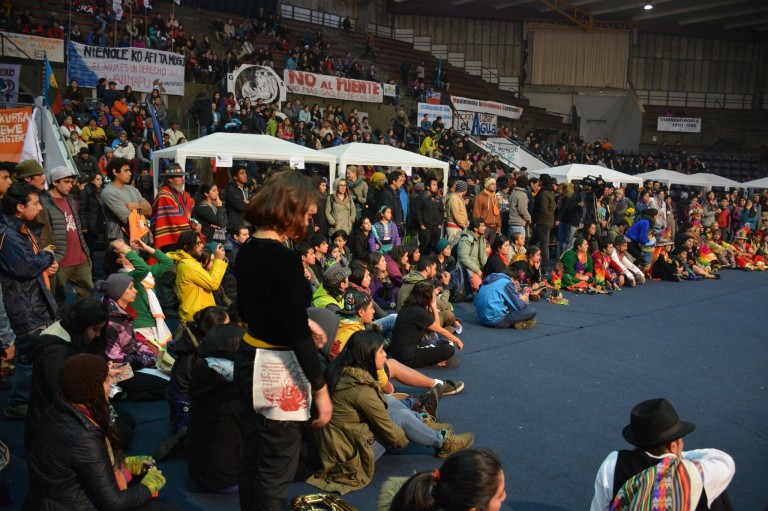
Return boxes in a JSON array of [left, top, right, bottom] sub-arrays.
[[3, 272, 767, 510]]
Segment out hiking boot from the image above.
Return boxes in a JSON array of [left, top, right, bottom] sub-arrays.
[[417, 387, 440, 420], [435, 430, 475, 458], [4, 404, 28, 421], [514, 318, 537, 330], [420, 412, 452, 432], [438, 380, 464, 396]]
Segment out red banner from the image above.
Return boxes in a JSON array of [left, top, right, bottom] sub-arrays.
[[0, 107, 33, 163]]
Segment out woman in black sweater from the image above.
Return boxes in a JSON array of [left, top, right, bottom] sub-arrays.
[[234, 171, 332, 511]]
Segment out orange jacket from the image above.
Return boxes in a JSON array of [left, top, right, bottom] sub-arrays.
[[111, 100, 129, 118]]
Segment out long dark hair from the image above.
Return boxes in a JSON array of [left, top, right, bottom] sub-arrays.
[[390, 448, 503, 511], [403, 280, 434, 312], [58, 298, 109, 353], [389, 245, 408, 273], [324, 331, 383, 397]]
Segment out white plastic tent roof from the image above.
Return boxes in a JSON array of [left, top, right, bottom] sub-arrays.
[[320, 143, 450, 194], [528, 163, 643, 185], [688, 172, 744, 188], [741, 176, 768, 189], [635, 169, 715, 187], [151, 133, 337, 191]]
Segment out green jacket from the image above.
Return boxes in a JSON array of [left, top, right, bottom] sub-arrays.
[[306, 367, 408, 494], [123, 250, 173, 329], [560, 249, 594, 287], [312, 284, 343, 310], [396, 271, 450, 312], [457, 231, 488, 274]]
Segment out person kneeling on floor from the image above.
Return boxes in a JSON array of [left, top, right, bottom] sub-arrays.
[[475, 272, 537, 329]]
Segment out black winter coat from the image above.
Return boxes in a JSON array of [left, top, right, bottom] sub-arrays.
[[78, 184, 106, 236], [24, 396, 152, 511]]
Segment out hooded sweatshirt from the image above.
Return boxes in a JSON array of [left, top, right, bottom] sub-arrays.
[[474, 273, 527, 326], [167, 250, 227, 323]]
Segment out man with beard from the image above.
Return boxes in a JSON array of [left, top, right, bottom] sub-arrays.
[[151, 164, 195, 251]]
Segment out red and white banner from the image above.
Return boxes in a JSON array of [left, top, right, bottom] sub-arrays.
[[283, 70, 383, 103], [450, 95, 523, 120], [0, 31, 65, 62], [0, 107, 34, 163]]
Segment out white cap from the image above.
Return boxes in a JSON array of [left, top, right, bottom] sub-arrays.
[[49, 166, 79, 183]]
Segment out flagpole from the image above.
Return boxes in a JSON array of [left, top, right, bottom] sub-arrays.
[[171, 0, 175, 53], [129, 3, 133, 46]]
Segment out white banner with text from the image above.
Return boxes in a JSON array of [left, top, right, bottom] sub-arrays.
[[0, 32, 64, 62], [417, 103, 453, 127], [656, 117, 701, 133], [450, 95, 523, 120], [283, 69, 382, 103], [453, 111, 498, 136]]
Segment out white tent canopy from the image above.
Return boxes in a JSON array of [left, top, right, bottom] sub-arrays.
[[151, 133, 337, 192], [635, 169, 715, 187], [320, 143, 450, 195], [688, 173, 744, 189], [528, 164, 643, 185], [741, 176, 768, 189]]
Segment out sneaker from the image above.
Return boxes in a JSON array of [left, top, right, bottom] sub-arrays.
[[439, 380, 465, 396], [420, 412, 452, 432], [417, 387, 440, 420], [454, 322, 463, 335], [514, 318, 537, 330], [4, 404, 28, 421], [435, 430, 475, 458]]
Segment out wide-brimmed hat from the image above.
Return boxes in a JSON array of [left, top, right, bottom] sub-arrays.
[[14, 160, 46, 179], [734, 226, 750, 240], [656, 227, 674, 246], [622, 398, 695, 448], [160, 163, 188, 178]]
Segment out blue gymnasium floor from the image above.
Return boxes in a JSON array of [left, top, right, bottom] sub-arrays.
[[2, 271, 767, 510]]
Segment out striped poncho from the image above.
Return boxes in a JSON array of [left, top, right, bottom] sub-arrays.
[[151, 185, 194, 250]]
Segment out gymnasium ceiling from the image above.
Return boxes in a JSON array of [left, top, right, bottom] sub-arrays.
[[387, 0, 768, 40]]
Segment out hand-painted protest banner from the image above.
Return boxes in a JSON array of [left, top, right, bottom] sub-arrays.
[[474, 137, 519, 168], [228, 65, 286, 109], [657, 117, 701, 133], [284, 70, 382, 103], [66, 42, 185, 95], [0, 107, 33, 162], [417, 103, 452, 127], [0, 64, 21, 103], [453, 111, 498, 136], [451, 95, 523, 120], [0, 32, 64, 62]]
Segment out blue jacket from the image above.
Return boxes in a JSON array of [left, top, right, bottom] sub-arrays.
[[626, 218, 652, 245], [475, 273, 526, 326], [0, 214, 57, 335]]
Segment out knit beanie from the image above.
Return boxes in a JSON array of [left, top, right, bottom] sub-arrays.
[[324, 264, 351, 286], [371, 172, 387, 188], [59, 354, 109, 404], [455, 180, 468, 193], [96, 273, 133, 301], [434, 238, 450, 254]]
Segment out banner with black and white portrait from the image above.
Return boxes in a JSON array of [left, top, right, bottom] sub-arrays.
[[228, 65, 286, 109]]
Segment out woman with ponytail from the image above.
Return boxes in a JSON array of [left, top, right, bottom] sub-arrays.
[[380, 448, 506, 511]]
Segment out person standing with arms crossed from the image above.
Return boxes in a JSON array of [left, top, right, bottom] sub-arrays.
[[234, 171, 332, 511]]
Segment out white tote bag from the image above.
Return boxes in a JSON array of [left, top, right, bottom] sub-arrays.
[[252, 349, 312, 421]]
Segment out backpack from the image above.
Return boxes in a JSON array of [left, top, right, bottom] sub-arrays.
[[611, 457, 703, 511], [449, 266, 469, 303]]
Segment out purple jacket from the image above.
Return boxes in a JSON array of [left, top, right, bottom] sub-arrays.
[[102, 297, 157, 369]]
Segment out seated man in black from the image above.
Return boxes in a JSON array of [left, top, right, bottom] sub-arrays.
[[590, 398, 734, 511]]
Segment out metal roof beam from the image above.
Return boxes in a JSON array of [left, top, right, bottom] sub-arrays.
[[591, 0, 677, 16], [724, 15, 768, 29], [495, 0, 537, 8], [679, 5, 768, 25], [634, 0, 751, 21]]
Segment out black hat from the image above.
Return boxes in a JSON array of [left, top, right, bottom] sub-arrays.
[[160, 163, 188, 178], [622, 398, 695, 448], [79, 147, 90, 155]]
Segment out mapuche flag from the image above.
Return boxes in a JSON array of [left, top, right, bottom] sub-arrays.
[[43, 55, 62, 115]]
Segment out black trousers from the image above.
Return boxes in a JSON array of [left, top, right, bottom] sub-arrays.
[[403, 340, 455, 369], [235, 343, 306, 511], [119, 372, 168, 402], [533, 223, 553, 270], [418, 227, 442, 255]]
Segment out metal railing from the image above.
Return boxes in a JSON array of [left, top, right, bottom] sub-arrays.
[[280, 4, 356, 32]]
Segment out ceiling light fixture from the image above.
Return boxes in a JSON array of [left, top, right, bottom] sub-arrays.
[[644, 2, 653, 10]]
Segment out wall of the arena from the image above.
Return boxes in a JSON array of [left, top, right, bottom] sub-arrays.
[[391, 16, 523, 80], [631, 33, 768, 110]]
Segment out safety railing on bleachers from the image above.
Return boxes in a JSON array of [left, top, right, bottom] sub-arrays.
[[279, 4, 356, 33]]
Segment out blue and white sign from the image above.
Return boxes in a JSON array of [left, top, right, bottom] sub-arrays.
[[453, 111, 497, 136], [417, 102, 453, 127], [66, 42, 185, 95]]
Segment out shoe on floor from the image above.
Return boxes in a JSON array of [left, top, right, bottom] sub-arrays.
[[417, 386, 440, 420], [514, 318, 537, 330], [420, 412, 452, 432], [454, 322, 463, 335], [4, 404, 28, 421], [439, 380, 465, 396], [435, 430, 475, 458]]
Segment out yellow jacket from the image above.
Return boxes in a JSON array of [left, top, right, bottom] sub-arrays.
[[167, 250, 227, 323]]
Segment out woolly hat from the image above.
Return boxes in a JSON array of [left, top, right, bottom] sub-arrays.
[[96, 273, 133, 301], [59, 354, 109, 404], [323, 264, 351, 286], [484, 178, 496, 189], [340, 290, 372, 316], [455, 180, 468, 193], [434, 238, 450, 254], [371, 172, 387, 188]]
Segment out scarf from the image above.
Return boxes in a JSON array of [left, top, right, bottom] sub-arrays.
[[141, 273, 173, 346]]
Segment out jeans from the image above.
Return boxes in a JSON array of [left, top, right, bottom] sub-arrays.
[[533, 223, 553, 270], [557, 223, 577, 259], [8, 351, 32, 408], [384, 394, 443, 447], [375, 314, 397, 336], [508, 224, 526, 241], [493, 307, 537, 328]]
